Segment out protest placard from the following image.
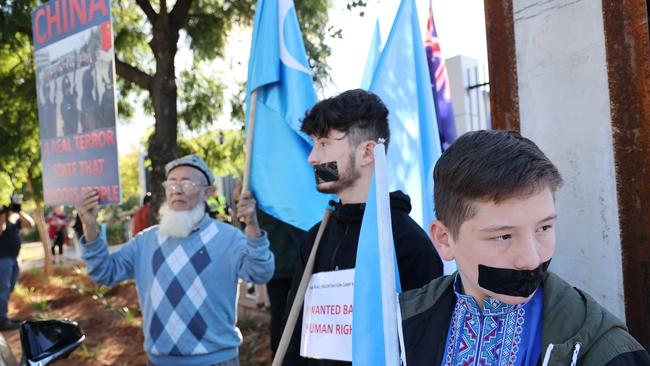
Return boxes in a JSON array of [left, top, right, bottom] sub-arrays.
[[32, 0, 120, 205], [300, 269, 354, 362]]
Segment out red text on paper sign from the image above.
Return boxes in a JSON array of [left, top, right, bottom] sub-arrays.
[[44, 184, 119, 203], [44, 130, 116, 154], [33, 0, 108, 44], [306, 323, 353, 335], [308, 304, 353, 315]]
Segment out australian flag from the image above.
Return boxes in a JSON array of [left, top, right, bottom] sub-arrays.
[[424, 2, 457, 150]]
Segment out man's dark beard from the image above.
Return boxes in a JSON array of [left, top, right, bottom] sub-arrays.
[[316, 153, 360, 194]]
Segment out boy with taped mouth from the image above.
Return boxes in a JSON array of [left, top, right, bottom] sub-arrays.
[[400, 130, 650, 365]]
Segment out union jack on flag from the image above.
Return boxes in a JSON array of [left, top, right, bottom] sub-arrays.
[[424, 2, 457, 150]]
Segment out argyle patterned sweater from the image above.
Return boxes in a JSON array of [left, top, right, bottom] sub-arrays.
[[81, 216, 274, 366]]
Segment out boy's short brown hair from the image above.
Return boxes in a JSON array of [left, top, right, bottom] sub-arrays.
[[434, 130, 563, 238]]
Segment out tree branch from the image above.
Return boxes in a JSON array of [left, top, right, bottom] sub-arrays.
[[169, 0, 193, 31], [115, 58, 154, 90], [135, 0, 158, 24]]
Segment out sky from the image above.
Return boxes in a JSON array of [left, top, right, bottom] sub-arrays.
[[115, 0, 488, 155], [327, 0, 488, 93]]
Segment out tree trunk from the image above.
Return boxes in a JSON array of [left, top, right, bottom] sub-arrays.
[[26, 178, 52, 276], [147, 15, 180, 224]]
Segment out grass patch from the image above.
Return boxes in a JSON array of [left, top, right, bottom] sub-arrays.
[[91, 285, 110, 300], [120, 306, 139, 327], [32, 312, 51, 321], [14, 284, 51, 313], [14, 284, 36, 299], [48, 275, 72, 287], [24, 267, 45, 280], [30, 299, 51, 312], [77, 344, 102, 361], [239, 315, 256, 332], [241, 332, 263, 366], [73, 265, 87, 276]]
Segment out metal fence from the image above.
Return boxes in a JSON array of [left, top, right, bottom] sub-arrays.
[[465, 65, 491, 131]]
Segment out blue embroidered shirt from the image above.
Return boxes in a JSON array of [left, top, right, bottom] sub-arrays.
[[442, 275, 544, 366], [81, 216, 274, 366]]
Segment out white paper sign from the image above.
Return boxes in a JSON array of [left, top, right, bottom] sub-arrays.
[[300, 269, 354, 361]]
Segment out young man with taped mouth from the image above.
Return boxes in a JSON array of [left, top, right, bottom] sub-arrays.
[[282, 89, 443, 366], [399, 130, 650, 366]]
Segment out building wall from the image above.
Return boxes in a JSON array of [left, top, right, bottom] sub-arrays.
[[447, 55, 490, 136], [513, 0, 625, 319]]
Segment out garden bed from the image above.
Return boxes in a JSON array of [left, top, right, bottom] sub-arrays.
[[1, 265, 271, 365]]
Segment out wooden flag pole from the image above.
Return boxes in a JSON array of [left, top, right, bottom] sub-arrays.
[[242, 90, 258, 192], [272, 209, 332, 366]]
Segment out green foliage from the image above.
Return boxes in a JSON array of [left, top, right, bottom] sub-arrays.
[[106, 221, 128, 245], [119, 150, 141, 201], [77, 344, 103, 361], [13, 284, 36, 299], [179, 129, 245, 178], [121, 306, 139, 327], [20, 226, 40, 242], [294, 0, 334, 89], [14, 283, 51, 312], [0, 31, 42, 200], [184, 1, 254, 60], [48, 275, 72, 287], [178, 68, 226, 130], [92, 285, 111, 299], [30, 298, 51, 312]]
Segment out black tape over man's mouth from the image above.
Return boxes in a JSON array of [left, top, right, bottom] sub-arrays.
[[314, 161, 339, 184]]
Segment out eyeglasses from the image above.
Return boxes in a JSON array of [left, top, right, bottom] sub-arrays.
[[162, 180, 208, 193]]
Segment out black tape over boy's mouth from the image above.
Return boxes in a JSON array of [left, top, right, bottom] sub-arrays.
[[478, 259, 551, 298]]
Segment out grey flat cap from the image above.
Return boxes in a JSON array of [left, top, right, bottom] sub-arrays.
[[165, 154, 215, 185]]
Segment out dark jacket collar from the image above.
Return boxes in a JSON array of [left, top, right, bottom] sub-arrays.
[[330, 190, 413, 223]]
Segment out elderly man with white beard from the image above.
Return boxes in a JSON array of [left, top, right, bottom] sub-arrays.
[[76, 154, 274, 366]]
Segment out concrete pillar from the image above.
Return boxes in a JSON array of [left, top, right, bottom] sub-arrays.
[[484, 0, 650, 347], [513, 0, 624, 320]]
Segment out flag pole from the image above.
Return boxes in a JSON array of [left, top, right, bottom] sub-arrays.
[[272, 209, 332, 366], [242, 89, 258, 192]]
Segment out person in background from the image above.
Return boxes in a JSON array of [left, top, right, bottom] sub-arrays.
[[132, 192, 152, 236], [47, 205, 69, 264], [0, 193, 34, 331], [206, 190, 230, 223]]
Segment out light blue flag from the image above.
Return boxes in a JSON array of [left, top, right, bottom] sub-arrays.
[[360, 19, 382, 90], [245, 0, 333, 231], [352, 143, 403, 366], [369, 0, 443, 230]]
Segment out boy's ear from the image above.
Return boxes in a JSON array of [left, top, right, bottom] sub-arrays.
[[429, 220, 455, 261], [359, 140, 377, 167]]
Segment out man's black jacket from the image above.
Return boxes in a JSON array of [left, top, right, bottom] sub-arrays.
[[282, 191, 443, 366]]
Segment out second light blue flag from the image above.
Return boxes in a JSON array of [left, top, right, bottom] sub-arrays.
[[369, 0, 443, 231]]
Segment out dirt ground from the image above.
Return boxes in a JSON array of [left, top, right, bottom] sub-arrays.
[[1, 264, 272, 365]]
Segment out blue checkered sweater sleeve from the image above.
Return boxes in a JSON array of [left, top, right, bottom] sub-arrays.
[[80, 232, 140, 285]]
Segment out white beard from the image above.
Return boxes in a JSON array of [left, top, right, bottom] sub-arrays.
[[158, 202, 206, 238]]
